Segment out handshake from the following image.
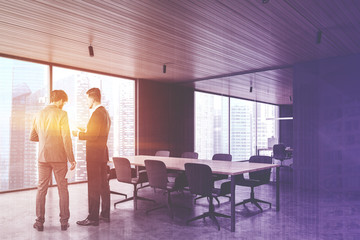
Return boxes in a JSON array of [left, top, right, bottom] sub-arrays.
[[72, 127, 85, 137]]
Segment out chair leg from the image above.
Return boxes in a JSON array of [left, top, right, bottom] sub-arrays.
[[186, 212, 211, 225], [134, 184, 156, 209], [195, 195, 220, 206], [209, 214, 220, 231], [213, 212, 230, 218], [235, 198, 251, 207], [114, 184, 155, 210], [114, 197, 135, 208], [167, 191, 174, 219], [194, 195, 205, 204], [187, 196, 229, 230], [252, 200, 263, 212], [254, 198, 272, 208], [213, 196, 220, 207], [110, 190, 127, 199]]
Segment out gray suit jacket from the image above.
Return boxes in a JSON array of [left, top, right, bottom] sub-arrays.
[[30, 105, 75, 163]]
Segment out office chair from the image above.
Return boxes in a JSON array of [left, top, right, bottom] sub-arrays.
[[194, 153, 232, 205], [272, 143, 291, 167], [155, 150, 170, 157], [171, 152, 199, 192], [185, 163, 230, 230], [107, 166, 128, 199], [235, 155, 272, 212], [144, 160, 180, 219], [180, 151, 199, 159], [113, 157, 155, 210]]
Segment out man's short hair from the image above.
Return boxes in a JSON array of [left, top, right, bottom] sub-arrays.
[[50, 90, 68, 103], [86, 88, 101, 102]]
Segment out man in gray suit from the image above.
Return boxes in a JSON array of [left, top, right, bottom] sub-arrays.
[[30, 90, 76, 231]]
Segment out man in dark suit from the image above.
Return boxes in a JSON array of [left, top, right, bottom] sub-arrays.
[[30, 90, 76, 231], [75, 88, 111, 226]]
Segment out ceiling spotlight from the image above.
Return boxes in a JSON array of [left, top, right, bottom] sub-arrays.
[[262, 0, 270, 3], [250, 86, 253, 93], [163, 64, 166, 73], [316, 30, 322, 44], [88, 45, 94, 57]]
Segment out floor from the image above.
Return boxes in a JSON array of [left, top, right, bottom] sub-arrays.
[[1, 170, 360, 240]]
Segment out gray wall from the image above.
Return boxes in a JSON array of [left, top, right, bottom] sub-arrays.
[[293, 54, 360, 194]]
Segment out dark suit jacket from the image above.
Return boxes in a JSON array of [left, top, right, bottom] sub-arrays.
[[79, 106, 111, 162]]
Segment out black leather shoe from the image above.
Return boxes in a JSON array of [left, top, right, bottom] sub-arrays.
[[76, 218, 99, 226], [33, 222, 44, 231], [99, 215, 110, 223], [61, 223, 69, 231]]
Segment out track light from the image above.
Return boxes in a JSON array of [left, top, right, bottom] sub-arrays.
[[88, 45, 94, 57], [163, 64, 166, 73], [316, 30, 322, 44]]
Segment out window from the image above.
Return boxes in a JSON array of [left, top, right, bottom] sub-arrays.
[[195, 92, 229, 159], [0, 57, 49, 191], [195, 91, 278, 161], [53, 67, 135, 182], [230, 98, 255, 161], [0, 57, 135, 192]]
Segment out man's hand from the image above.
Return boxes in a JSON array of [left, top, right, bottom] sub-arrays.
[[72, 130, 79, 137], [70, 161, 77, 170], [77, 127, 85, 132]]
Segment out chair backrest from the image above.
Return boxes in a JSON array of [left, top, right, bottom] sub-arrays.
[[212, 153, 232, 161], [181, 151, 199, 159], [155, 150, 170, 157], [249, 155, 272, 183], [113, 157, 132, 183], [144, 160, 168, 189], [273, 144, 286, 160], [184, 163, 213, 196]]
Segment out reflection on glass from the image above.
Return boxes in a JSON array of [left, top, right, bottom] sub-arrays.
[[195, 92, 229, 159], [230, 98, 255, 161], [53, 67, 135, 182], [256, 102, 279, 156], [195, 91, 279, 161], [0, 57, 49, 191]]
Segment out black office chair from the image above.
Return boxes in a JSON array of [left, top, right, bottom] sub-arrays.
[[181, 151, 199, 159], [144, 160, 179, 219], [113, 157, 155, 210], [185, 163, 230, 230], [212, 153, 232, 181], [155, 150, 170, 157], [273, 144, 291, 167], [107, 166, 128, 199], [194, 153, 232, 205], [171, 152, 199, 191], [235, 155, 272, 212]]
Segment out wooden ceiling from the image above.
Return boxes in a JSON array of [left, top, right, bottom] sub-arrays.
[[1, 0, 360, 104]]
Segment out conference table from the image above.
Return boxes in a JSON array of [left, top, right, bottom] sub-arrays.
[[117, 155, 280, 232]]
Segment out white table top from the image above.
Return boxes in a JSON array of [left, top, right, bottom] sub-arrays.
[[114, 155, 280, 176]]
